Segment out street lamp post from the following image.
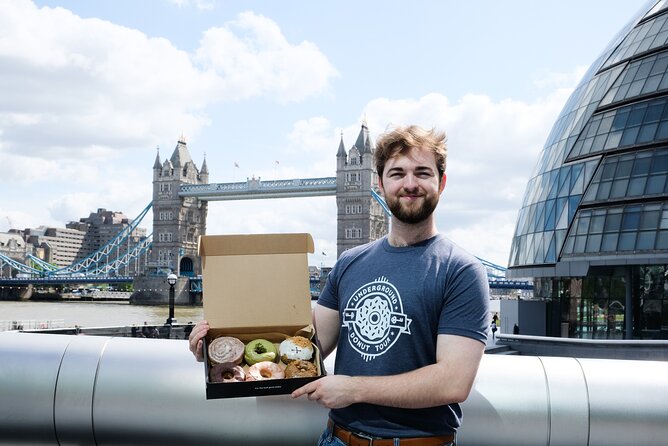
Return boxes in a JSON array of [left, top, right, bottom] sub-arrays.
[[166, 273, 177, 325]]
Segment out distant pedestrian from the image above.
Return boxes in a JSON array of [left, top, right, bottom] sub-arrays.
[[513, 323, 520, 335], [490, 321, 497, 341]]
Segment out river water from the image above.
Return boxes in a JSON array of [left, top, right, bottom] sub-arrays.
[[0, 300, 204, 330]]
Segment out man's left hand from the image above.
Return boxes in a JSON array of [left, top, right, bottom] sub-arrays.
[[291, 375, 358, 409]]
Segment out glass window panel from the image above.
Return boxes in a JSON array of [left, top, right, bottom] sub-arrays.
[[622, 210, 641, 230], [651, 55, 668, 75], [605, 212, 622, 232], [628, 177, 647, 195], [647, 174, 666, 193], [598, 115, 614, 134], [651, 154, 668, 172], [616, 159, 634, 177], [641, 210, 661, 229], [574, 235, 587, 253], [601, 233, 619, 251], [620, 126, 640, 146], [563, 235, 575, 254], [605, 130, 623, 149], [618, 232, 637, 251], [656, 230, 668, 249], [612, 86, 626, 103], [627, 80, 645, 97], [592, 134, 607, 152], [638, 123, 659, 143], [602, 162, 617, 180], [584, 182, 599, 202], [645, 102, 665, 122], [642, 74, 663, 93], [596, 180, 612, 200], [657, 121, 668, 140], [632, 156, 652, 176], [568, 195, 581, 222], [637, 231, 657, 250], [660, 73, 668, 90], [577, 216, 590, 235], [591, 215, 606, 233], [612, 110, 629, 129], [628, 108, 646, 126], [610, 179, 629, 198], [586, 234, 602, 252], [586, 118, 602, 137], [661, 210, 668, 229]]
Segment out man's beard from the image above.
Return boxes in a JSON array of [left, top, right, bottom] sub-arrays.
[[385, 193, 439, 224]]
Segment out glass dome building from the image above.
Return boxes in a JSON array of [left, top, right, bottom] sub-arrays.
[[508, 0, 668, 340]]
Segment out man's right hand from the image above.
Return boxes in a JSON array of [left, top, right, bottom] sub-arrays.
[[188, 320, 210, 362]]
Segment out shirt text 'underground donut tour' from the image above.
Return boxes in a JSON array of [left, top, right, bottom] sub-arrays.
[[317, 234, 489, 438]]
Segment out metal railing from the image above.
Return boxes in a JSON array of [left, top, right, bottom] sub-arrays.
[[1, 331, 667, 445]]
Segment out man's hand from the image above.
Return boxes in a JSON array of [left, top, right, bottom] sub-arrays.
[[291, 375, 358, 409], [188, 320, 210, 362]]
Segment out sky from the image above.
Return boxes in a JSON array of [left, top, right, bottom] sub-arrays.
[[0, 0, 652, 268]]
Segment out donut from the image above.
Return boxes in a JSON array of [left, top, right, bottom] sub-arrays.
[[209, 362, 246, 383], [244, 339, 278, 365], [279, 336, 314, 363], [208, 336, 244, 365], [246, 361, 285, 381], [284, 359, 318, 378]]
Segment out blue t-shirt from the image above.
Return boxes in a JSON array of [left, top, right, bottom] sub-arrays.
[[318, 234, 489, 437]]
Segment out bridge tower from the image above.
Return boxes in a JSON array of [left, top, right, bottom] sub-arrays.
[[336, 122, 389, 257], [150, 137, 208, 278]]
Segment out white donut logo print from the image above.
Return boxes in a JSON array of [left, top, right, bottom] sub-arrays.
[[342, 276, 412, 361]]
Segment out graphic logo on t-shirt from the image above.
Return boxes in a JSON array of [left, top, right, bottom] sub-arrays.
[[342, 276, 412, 361]]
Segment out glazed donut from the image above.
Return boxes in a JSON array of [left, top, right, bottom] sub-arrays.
[[284, 359, 318, 378], [244, 339, 278, 365], [208, 336, 245, 365], [279, 336, 314, 363], [246, 361, 285, 381], [209, 362, 246, 383]]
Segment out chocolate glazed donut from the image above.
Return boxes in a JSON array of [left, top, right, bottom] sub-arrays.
[[208, 336, 244, 365]]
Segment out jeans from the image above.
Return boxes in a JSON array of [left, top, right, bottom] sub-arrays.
[[316, 427, 455, 446]]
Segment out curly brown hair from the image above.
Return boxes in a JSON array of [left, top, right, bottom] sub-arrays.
[[373, 125, 447, 180]]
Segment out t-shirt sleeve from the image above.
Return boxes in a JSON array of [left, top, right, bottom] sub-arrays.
[[438, 259, 490, 344], [317, 264, 340, 311]]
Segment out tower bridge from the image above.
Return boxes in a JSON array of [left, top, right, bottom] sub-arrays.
[[1, 123, 531, 299]]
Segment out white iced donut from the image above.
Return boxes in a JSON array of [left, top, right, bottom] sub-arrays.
[[279, 336, 314, 363]]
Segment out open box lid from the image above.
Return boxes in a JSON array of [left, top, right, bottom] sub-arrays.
[[199, 233, 315, 331]]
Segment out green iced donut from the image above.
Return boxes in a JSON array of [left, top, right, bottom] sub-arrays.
[[244, 339, 278, 365]]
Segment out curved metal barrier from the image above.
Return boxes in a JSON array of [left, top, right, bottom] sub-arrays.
[[1, 331, 667, 446]]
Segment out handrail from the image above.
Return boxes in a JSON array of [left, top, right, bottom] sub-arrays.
[[0, 331, 667, 445]]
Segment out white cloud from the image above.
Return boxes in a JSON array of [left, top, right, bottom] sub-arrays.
[[194, 12, 339, 103], [0, 3, 337, 161], [168, 0, 215, 11]]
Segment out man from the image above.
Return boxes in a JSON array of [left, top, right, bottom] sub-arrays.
[[291, 125, 489, 445], [188, 124, 489, 445]]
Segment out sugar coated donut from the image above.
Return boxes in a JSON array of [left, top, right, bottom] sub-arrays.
[[246, 361, 285, 381], [244, 339, 278, 365], [279, 336, 314, 363], [284, 359, 318, 378], [209, 362, 246, 383], [208, 336, 245, 365]]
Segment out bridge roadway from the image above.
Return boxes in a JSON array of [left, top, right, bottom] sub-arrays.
[[179, 176, 337, 200]]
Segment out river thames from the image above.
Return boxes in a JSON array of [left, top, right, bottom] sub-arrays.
[[0, 300, 204, 330]]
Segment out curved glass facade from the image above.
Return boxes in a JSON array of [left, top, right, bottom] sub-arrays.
[[509, 1, 668, 339]]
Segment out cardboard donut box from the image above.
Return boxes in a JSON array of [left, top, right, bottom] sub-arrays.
[[198, 233, 325, 399]]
